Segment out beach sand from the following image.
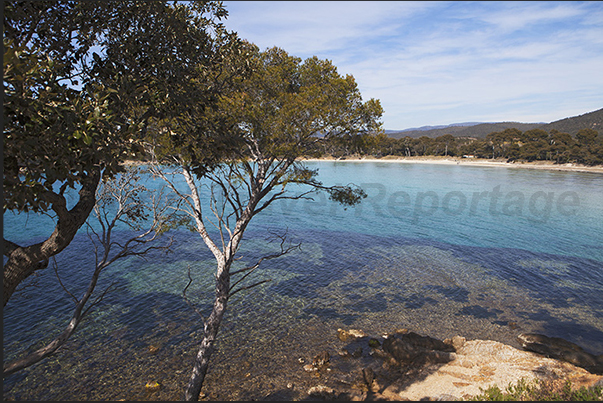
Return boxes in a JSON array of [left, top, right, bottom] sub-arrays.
[[123, 156, 603, 174], [299, 155, 603, 174]]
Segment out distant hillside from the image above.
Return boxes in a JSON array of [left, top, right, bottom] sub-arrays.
[[390, 122, 483, 132], [387, 108, 603, 139], [539, 108, 603, 135], [387, 122, 542, 139]]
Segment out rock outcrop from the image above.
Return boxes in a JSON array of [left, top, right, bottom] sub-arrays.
[[517, 333, 603, 375], [382, 330, 456, 367], [302, 328, 603, 401], [380, 337, 602, 401]]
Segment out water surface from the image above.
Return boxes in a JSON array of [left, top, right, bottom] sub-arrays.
[[3, 161, 603, 400]]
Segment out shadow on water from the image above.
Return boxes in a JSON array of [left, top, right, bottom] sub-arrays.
[[515, 308, 603, 352], [345, 292, 389, 313], [457, 305, 504, 319], [260, 227, 603, 354], [300, 307, 359, 326], [390, 293, 439, 309], [4, 224, 603, 400], [424, 285, 470, 303]]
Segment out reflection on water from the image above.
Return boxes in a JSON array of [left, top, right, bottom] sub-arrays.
[[4, 163, 603, 400], [4, 226, 603, 401]]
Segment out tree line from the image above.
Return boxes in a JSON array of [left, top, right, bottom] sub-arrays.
[[313, 127, 603, 165]]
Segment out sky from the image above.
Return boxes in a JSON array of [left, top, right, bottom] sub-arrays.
[[221, 1, 603, 131]]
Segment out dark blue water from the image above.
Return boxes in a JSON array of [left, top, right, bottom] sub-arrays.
[[3, 161, 603, 400]]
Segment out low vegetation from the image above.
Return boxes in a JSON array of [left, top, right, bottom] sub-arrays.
[[465, 378, 603, 401]]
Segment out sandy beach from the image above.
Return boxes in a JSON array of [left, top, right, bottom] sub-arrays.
[[123, 155, 603, 174], [300, 155, 603, 174]]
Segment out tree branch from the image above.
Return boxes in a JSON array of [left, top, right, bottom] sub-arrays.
[[3, 168, 172, 377]]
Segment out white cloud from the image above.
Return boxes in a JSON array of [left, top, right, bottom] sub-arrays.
[[476, 2, 585, 33], [223, 1, 603, 129]]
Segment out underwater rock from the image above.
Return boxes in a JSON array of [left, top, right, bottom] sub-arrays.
[[313, 351, 330, 367], [144, 381, 161, 392], [362, 367, 374, 387], [517, 333, 603, 374], [383, 331, 456, 366], [303, 364, 317, 372], [351, 346, 363, 358], [307, 385, 336, 399], [338, 348, 350, 357], [337, 328, 366, 342]]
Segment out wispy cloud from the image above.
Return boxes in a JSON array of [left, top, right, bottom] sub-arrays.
[[223, 1, 603, 129]]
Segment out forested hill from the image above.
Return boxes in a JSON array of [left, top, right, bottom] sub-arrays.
[[539, 108, 603, 135], [387, 107, 603, 139]]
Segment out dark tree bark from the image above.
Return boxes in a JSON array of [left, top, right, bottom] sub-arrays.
[[3, 167, 101, 306]]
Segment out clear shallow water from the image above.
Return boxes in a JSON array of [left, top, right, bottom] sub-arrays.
[[3, 161, 603, 400]]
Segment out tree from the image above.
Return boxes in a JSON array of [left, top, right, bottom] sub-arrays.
[[520, 129, 549, 161], [486, 128, 521, 159], [573, 128, 601, 165], [412, 136, 433, 156], [4, 0, 120, 307], [434, 134, 457, 156], [549, 130, 574, 164], [3, 167, 174, 377], [3, 1, 240, 307], [149, 45, 382, 401]]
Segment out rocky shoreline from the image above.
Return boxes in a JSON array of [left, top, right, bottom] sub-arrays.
[[270, 328, 603, 401]]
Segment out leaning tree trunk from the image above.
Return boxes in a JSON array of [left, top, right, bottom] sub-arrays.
[[184, 264, 230, 401], [3, 168, 101, 306]]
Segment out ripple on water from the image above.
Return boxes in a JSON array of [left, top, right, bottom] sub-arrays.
[[3, 228, 603, 400]]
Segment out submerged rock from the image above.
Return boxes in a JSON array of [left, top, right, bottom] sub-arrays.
[[313, 351, 330, 367], [382, 331, 456, 366], [307, 385, 336, 399], [337, 328, 366, 342], [303, 364, 317, 372], [147, 344, 160, 355], [144, 381, 161, 392], [368, 338, 381, 348], [517, 333, 603, 375]]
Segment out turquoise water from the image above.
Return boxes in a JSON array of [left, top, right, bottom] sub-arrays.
[[3, 161, 603, 400]]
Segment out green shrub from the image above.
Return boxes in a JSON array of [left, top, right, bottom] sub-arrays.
[[465, 378, 602, 401]]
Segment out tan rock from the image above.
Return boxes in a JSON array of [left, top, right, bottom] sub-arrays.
[[337, 328, 366, 342], [451, 335, 466, 350], [145, 381, 161, 392], [389, 339, 602, 401], [303, 364, 317, 372]]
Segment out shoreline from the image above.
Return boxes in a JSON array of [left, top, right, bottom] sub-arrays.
[[122, 156, 603, 174], [299, 155, 603, 174]]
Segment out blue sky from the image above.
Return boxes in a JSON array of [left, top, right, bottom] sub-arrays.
[[222, 1, 603, 130]]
